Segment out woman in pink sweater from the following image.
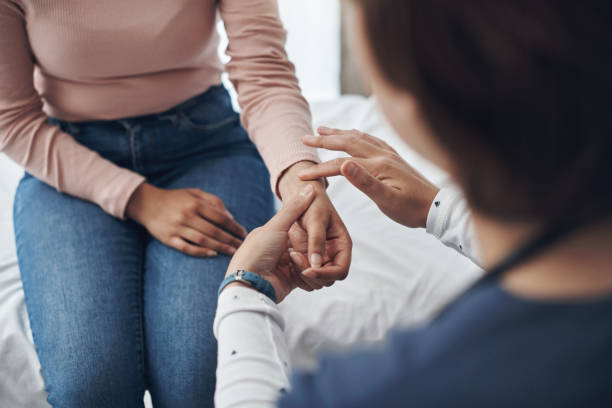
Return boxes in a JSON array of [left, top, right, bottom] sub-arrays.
[[0, 1, 351, 407]]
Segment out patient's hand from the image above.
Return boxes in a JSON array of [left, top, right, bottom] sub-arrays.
[[278, 162, 352, 289], [299, 127, 439, 229], [224, 185, 317, 303]]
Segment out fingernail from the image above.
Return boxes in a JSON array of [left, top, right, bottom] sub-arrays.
[[289, 252, 304, 268], [208, 250, 218, 257], [302, 269, 317, 279], [300, 184, 314, 197], [226, 210, 234, 219], [310, 253, 322, 268], [318, 126, 332, 132], [229, 248, 237, 255], [298, 170, 308, 178], [345, 162, 358, 178]]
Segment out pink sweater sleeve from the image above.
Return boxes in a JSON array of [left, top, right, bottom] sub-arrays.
[[220, 0, 321, 195], [0, 2, 145, 219]]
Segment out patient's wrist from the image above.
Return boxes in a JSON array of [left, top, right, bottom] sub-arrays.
[[278, 161, 325, 201]]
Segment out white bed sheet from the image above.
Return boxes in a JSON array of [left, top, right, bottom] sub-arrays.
[[0, 96, 481, 406]]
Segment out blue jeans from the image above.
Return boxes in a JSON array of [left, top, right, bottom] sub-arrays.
[[13, 85, 275, 408]]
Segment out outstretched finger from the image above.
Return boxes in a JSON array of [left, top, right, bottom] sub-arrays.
[[298, 158, 350, 181], [317, 127, 392, 152], [302, 133, 379, 158]]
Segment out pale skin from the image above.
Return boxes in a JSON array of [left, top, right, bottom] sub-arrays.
[[223, 3, 612, 302]]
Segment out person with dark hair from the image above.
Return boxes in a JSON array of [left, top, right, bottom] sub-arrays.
[[212, 1, 612, 407]]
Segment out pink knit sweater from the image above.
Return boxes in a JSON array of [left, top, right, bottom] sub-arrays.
[[0, 0, 319, 218]]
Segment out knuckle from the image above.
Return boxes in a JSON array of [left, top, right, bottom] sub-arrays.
[[347, 133, 359, 144], [374, 156, 387, 166], [379, 157, 394, 170], [177, 211, 190, 223]]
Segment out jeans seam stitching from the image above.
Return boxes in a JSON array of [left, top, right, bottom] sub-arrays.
[[136, 240, 147, 393]]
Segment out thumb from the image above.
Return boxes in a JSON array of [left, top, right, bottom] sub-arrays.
[[341, 160, 388, 201], [268, 185, 316, 232]]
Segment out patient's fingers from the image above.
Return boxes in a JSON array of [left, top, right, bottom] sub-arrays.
[[289, 251, 318, 291], [303, 245, 351, 282], [288, 223, 308, 253]]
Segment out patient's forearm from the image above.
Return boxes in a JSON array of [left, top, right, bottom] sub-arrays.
[[214, 286, 291, 408], [426, 187, 481, 266]]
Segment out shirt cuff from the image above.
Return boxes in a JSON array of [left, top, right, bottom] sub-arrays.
[[107, 172, 147, 220], [214, 286, 285, 340], [426, 187, 464, 238]]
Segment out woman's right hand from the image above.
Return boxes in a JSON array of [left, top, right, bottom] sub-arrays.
[[126, 183, 248, 257], [299, 127, 440, 229]]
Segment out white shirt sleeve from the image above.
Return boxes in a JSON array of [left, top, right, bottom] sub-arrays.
[[426, 187, 481, 265], [214, 286, 291, 408]]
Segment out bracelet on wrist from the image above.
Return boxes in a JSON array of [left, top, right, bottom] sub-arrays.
[[218, 270, 277, 303]]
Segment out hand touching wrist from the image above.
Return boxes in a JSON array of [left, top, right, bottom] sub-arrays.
[[224, 185, 316, 303]]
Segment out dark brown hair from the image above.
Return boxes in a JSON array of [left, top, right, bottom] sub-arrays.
[[355, 0, 612, 223]]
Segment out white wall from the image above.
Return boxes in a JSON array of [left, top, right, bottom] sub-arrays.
[[218, 0, 341, 107]]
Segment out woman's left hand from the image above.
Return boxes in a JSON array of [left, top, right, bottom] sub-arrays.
[[224, 185, 317, 303]]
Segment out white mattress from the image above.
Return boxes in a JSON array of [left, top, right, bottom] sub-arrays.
[[0, 96, 481, 406]]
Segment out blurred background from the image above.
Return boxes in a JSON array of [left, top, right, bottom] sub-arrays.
[[218, 0, 367, 108]]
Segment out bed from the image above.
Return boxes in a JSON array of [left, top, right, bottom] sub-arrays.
[[0, 96, 481, 407]]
